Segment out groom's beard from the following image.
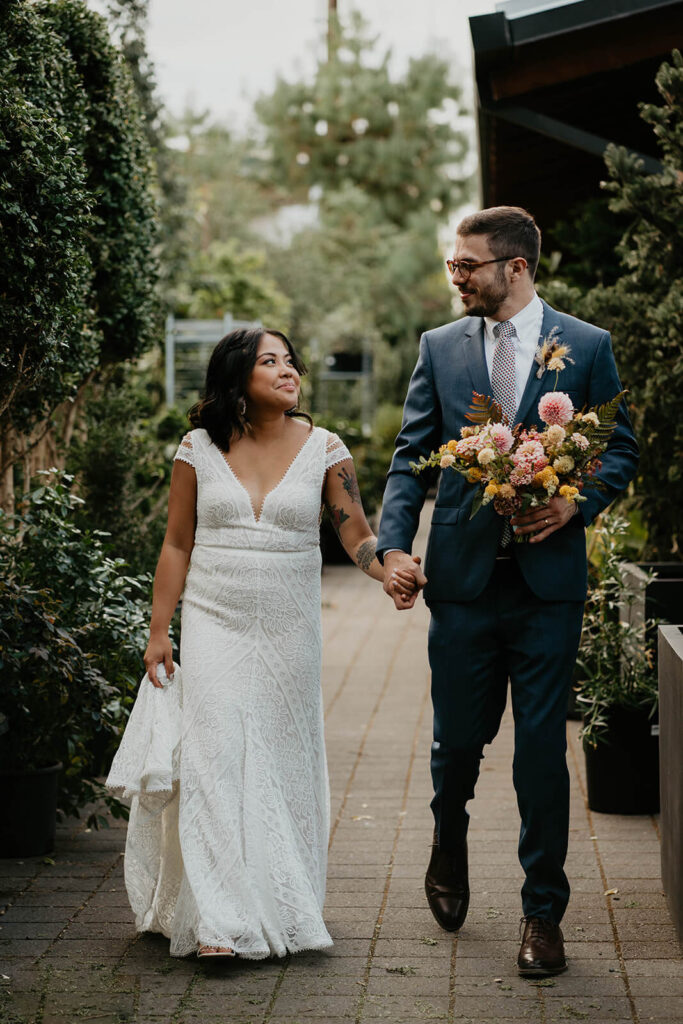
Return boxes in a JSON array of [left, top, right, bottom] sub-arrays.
[[460, 265, 509, 318]]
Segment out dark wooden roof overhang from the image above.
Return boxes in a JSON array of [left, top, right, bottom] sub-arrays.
[[470, 0, 682, 229]]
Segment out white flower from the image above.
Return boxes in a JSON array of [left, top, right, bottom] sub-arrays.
[[440, 453, 455, 468], [545, 424, 566, 446], [553, 455, 575, 473], [477, 447, 496, 466], [582, 411, 600, 427], [572, 433, 589, 450]]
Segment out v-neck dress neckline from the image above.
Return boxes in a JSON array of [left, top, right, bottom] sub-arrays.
[[217, 428, 315, 524]]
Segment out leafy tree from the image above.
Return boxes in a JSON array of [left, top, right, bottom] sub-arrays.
[[68, 366, 186, 577], [271, 185, 455, 405], [0, 0, 159, 508], [253, 12, 470, 413], [105, 0, 194, 309], [46, 0, 159, 367], [169, 114, 279, 251], [544, 52, 683, 559], [255, 11, 469, 227], [0, 1, 95, 458], [541, 196, 630, 291], [174, 239, 291, 326]]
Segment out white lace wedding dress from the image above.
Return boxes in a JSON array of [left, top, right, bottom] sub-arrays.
[[107, 425, 351, 958]]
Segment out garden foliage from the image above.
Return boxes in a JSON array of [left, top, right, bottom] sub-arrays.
[[0, 0, 158, 483], [543, 52, 683, 559], [0, 474, 150, 824], [576, 513, 658, 746]]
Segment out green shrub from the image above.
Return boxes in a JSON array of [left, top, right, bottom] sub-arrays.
[[0, 473, 150, 824], [541, 51, 683, 559], [576, 512, 658, 747]]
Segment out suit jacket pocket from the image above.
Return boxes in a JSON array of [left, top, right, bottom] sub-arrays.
[[430, 506, 464, 526]]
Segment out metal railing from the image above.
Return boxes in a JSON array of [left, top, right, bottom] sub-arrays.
[[164, 313, 260, 407]]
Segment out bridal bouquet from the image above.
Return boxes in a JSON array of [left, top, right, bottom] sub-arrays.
[[410, 389, 625, 530]]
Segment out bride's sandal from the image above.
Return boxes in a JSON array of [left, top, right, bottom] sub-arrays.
[[197, 945, 236, 959]]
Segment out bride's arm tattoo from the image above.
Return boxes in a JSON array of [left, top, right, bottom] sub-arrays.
[[338, 466, 361, 504], [327, 503, 350, 535], [355, 539, 376, 571]]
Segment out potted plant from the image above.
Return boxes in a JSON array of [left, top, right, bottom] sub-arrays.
[[575, 512, 659, 814], [0, 472, 149, 855]]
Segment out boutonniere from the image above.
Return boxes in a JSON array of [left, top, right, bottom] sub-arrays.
[[534, 326, 574, 381]]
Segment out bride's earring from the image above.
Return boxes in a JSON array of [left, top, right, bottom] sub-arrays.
[[237, 396, 247, 417]]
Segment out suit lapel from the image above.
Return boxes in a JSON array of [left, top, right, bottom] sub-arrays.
[[515, 300, 564, 427], [462, 319, 491, 398]]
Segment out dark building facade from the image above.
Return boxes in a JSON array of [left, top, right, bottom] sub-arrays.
[[470, 0, 682, 230]]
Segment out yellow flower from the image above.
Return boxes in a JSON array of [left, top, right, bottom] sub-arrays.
[[544, 473, 559, 491], [438, 444, 447, 454], [467, 467, 483, 483], [560, 485, 579, 500], [533, 466, 555, 487], [484, 483, 499, 497], [447, 439, 458, 453]]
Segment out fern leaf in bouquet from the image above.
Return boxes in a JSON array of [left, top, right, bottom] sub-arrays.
[[465, 392, 504, 425], [590, 390, 628, 443]]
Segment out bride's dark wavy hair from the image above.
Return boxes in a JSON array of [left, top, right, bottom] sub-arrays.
[[188, 327, 311, 452]]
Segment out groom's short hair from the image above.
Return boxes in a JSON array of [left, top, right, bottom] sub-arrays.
[[457, 206, 542, 280]]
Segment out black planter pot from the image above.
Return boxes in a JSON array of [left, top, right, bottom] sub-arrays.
[[584, 707, 659, 814], [0, 762, 61, 857]]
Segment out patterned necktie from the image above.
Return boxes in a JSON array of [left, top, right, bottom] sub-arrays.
[[492, 320, 517, 548], [491, 320, 517, 425]]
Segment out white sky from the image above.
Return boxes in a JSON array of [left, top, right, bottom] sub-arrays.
[[142, 0, 498, 128]]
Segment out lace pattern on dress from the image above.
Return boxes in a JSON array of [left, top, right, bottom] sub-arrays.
[[324, 431, 352, 471], [110, 425, 334, 959], [173, 432, 194, 467]]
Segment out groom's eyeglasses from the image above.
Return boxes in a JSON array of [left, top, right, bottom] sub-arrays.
[[446, 256, 517, 281]]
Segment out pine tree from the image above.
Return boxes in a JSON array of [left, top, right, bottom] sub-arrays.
[[255, 11, 469, 228]]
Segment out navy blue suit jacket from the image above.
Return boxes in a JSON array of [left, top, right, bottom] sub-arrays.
[[377, 301, 639, 603]]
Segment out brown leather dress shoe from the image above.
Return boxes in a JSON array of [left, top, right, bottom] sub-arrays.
[[424, 835, 469, 932], [517, 916, 567, 976]]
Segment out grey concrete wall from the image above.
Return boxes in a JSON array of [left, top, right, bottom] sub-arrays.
[[659, 624, 683, 943]]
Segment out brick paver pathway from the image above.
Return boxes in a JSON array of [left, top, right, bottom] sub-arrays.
[[1, 505, 681, 1023]]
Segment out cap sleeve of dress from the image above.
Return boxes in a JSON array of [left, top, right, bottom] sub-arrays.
[[324, 431, 353, 471], [173, 432, 195, 468]]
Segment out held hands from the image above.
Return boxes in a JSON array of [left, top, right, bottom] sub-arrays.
[[510, 495, 579, 543], [383, 552, 428, 610], [143, 633, 175, 689]]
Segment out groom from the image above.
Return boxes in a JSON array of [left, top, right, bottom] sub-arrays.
[[377, 206, 638, 975]]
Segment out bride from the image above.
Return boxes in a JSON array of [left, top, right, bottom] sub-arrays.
[[107, 327, 423, 959]]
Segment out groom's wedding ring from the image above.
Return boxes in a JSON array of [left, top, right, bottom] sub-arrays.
[[544, 517, 549, 525]]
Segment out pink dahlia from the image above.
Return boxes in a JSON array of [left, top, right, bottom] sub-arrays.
[[455, 436, 482, 458], [488, 423, 514, 453], [514, 440, 547, 472], [510, 466, 534, 486], [538, 391, 574, 426]]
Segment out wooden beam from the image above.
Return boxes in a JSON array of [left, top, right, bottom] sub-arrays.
[[487, 9, 683, 101], [483, 104, 664, 173]]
